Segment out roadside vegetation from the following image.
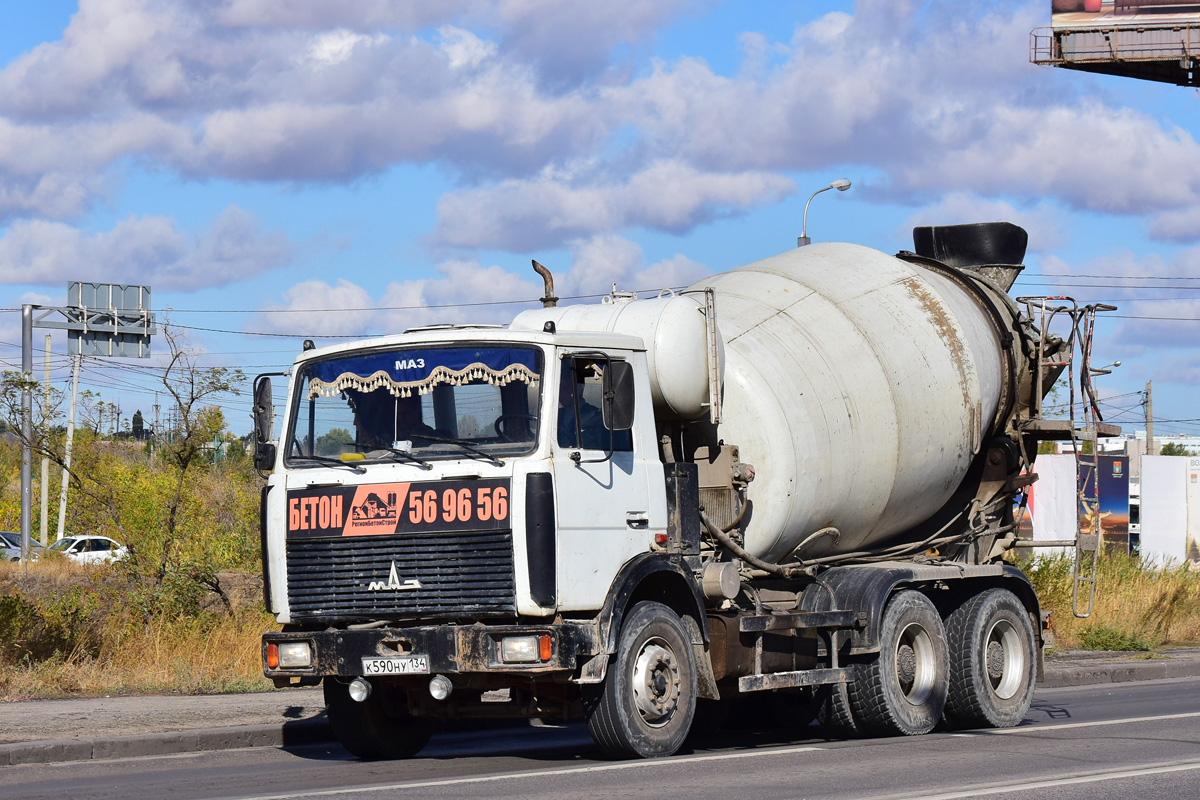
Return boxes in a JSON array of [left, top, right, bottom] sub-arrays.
[[0, 328, 278, 700], [1025, 552, 1200, 652], [0, 434, 275, 699]]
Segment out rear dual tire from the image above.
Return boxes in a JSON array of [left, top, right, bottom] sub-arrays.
[[942, 588, 1037, 729], [848, 590, 949, 736]]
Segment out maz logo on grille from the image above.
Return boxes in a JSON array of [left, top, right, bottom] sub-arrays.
[[368, 561, 423, 592]]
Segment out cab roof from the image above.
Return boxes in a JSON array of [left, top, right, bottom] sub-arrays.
[[291, 326, 645, 367]]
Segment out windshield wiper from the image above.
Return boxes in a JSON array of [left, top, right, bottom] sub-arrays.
[[290, 454, 366, 474], [347, 442, 432, 470], [403, 434, 504, 467]]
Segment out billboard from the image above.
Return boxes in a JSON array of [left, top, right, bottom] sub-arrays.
[[1079, 455, 1129, 553], [1052, 0, 1200, 27], [1037, 2, 1200, 86], [1187, 456, 1200, 562]]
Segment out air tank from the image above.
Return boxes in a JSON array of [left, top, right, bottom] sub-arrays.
[[515, 235, 1029, 565], [512, 292, 721, 420]]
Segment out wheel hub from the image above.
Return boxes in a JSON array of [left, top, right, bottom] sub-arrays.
[[986, 640, 1005, 681], [897, 643, 917, 693], [895, 622, 936, 706], [632, 639, 680, 726], [984, 618, 1026, 700]]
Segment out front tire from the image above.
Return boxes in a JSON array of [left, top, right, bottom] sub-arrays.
[[848, 590, 948, 736], [586, 601, 697, 758], [324, 678, 433, 759], [942, 589, 1037, 729]]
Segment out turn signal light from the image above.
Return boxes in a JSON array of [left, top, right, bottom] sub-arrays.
[[266, 642, 279, 669], [538, 634, 552, 661]]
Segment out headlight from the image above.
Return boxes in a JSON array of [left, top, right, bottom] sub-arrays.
[[278, 641, 312, 668], [500, 634, 552, 663], [500, 635, 539, 663]]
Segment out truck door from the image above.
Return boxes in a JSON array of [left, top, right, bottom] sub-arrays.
[[552, 353, 654, 611]]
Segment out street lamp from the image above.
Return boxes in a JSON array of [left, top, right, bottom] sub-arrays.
[[1090, 361, 1121, 376], [798, 178, 852, 247]]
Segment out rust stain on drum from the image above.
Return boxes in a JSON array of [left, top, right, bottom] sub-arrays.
[[900, 276, 973, 416]]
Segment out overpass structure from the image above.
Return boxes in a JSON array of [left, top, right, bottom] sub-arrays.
[[1032, 2, 1200, 86]]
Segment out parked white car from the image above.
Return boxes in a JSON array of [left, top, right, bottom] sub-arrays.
[[46, 535, 128, 564], [0, 531, 44, 562]]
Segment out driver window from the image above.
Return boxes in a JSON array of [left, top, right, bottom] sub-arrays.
[[557, 358, 633, 451]]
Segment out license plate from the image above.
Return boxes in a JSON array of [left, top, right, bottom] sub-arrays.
[[361, 655, 430, 676]]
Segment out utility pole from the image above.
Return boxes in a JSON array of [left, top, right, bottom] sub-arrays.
[[20, 305, 32, 561], [1145, 380, 1155, 457], [40, 334, 50, 548]]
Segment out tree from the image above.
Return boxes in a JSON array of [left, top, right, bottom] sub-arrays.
[[152, 326, 245, 590], [0, 325, 249, 615], [1159, 442, 1196, 456], [315, 427, 352, 456], [132, 409, 144, 440]]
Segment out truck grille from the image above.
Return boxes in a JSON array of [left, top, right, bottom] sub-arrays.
[[286, 530, 516, 622]]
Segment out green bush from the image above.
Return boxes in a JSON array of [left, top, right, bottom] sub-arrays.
[[1077, 624, 1154, 652], [0, 587, 102, 664]]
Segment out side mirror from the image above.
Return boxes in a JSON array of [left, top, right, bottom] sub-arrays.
[[252, 376, 276, 471], [602, 360, 635, 431]]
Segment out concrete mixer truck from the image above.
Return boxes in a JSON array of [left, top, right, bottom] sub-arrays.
[[252, 222, 1117, 759]]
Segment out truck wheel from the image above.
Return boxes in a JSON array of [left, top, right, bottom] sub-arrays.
[[849, 590, 948, 736], [817, 680, 861, 738], [942, 589, 1037, 729], [586, 601, 697, 758], [323, 678, 432, 759]]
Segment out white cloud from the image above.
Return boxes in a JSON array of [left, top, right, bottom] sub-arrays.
[[257, 278, 376, 337], [306, 30, 388, 68], [254, 236, 710, 336], [1037, 247, 1200, 359], [0, 206, 291, 291], [560, 234, 711, 297], [434, 160, 794, 250], [2, 1, 1200, 266]]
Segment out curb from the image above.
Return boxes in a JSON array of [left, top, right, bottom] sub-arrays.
[[1040, 658, 1200, 688], [6, 660, 1200, 766], [0, 717, 332, 767]]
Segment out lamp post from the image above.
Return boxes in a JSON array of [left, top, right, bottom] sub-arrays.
[[798, 178, 851, 247]]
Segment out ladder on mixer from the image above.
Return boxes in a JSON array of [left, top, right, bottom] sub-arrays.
[[1016, 297, 1119, 618]]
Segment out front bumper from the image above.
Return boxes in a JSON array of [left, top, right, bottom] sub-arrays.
[[263, 621, 601, 681]]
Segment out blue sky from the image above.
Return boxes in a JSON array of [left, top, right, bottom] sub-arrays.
[[1, 0, 1198, 439]]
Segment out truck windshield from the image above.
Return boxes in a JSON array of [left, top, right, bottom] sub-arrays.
[[287, 345, 543, 465]]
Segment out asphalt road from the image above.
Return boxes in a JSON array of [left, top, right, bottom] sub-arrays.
[[2, 677, 1198, 800]]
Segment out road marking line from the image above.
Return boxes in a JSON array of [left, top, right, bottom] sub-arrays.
[[955, 709, 1200, 735], [855, 759, 1200, 800], [213, 710, 1200, 800], [224, 745, 826, 800]]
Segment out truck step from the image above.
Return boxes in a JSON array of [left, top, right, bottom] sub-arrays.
[[738, 610, 860, 633], [738, 667, 850, 693]]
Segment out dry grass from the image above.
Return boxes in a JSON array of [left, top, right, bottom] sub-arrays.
[[0, 560, 277, 700], [0, 612, 277, 699], [1025, 553, 1200, 651]]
